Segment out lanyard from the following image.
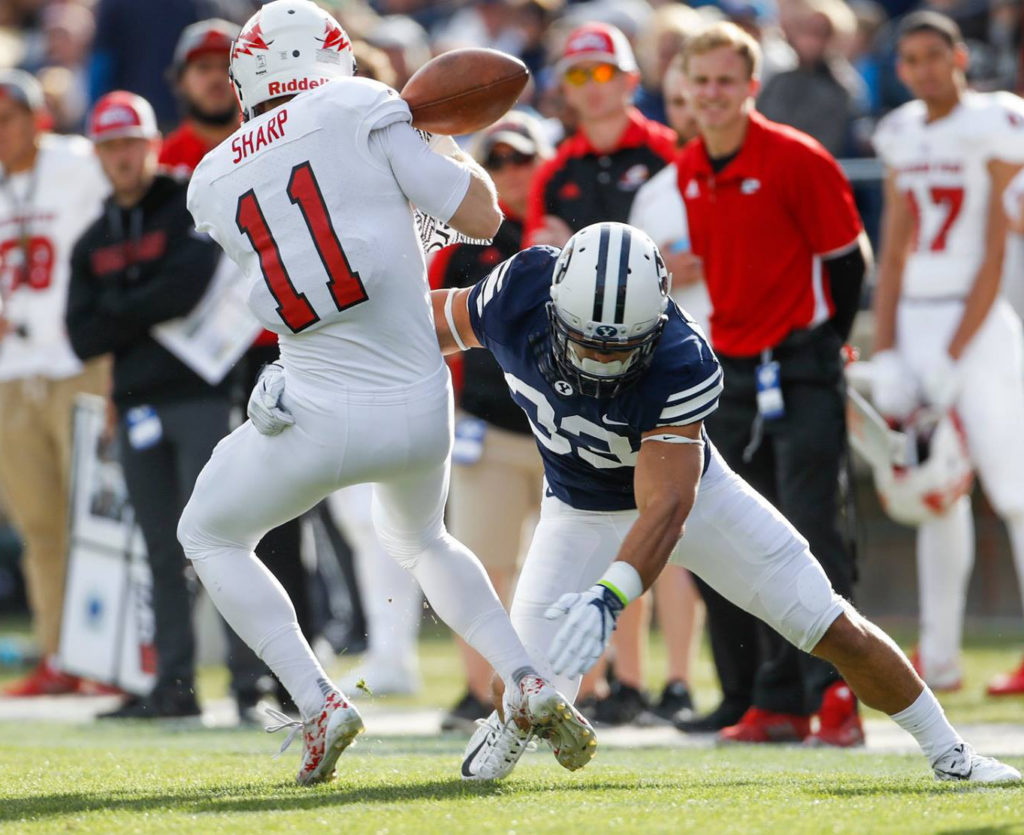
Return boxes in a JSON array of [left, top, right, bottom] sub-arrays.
[[107, 203, 144, 283]]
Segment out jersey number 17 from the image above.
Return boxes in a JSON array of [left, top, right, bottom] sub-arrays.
[[236, 161, 369, 332]]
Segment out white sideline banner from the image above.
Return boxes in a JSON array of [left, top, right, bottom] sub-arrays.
[[152, 254, 262, 385], [58, 395, 156, 695]]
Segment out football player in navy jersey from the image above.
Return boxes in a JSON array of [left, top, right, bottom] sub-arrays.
[[251, 222, 1020, 785]]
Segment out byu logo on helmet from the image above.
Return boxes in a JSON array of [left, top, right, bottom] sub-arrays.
[[554, 380, 574, 397], [545, 222, 669, 398]]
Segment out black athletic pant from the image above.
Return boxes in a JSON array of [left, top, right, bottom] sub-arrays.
[[118, 395, 263, 697], [700, 327, 856, 717]]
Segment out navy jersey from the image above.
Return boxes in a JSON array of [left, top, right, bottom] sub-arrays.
[[467, 246, 723, 511]]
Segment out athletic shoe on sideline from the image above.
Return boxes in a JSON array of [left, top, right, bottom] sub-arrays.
[[805, 681, 865, 748], [2, 659, 79, 696], [932, 743, 1022, 783], [266, 689, 364, 785], [651, 679, 695, 723], [337, 656, 420, 697], [675, 699, 748, 734], [590, 681, 650, 726], [718, 707, 810, 744], [986, 657, 1024, 696]]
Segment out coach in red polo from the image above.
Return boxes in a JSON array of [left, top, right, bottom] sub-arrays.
[[673, 22, 870, 747]]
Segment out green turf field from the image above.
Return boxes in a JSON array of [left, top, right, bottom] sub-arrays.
[[1, 624, 1023, 833]]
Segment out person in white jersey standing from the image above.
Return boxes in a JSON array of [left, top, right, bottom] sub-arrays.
[[0, 70, 110, 697], [871, 10, 1024, 694], [178, 0, 594, 785]]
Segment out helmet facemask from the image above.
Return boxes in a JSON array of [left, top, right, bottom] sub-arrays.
[[542, 222, 670, 399]]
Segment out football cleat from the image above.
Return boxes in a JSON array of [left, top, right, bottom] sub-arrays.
[[505, 674, 597, 772], [265, 690, 364, 785], [460, 711, 535, 781], [986, 657, 1024, 696], [804, 682, 865, 748], [718, 707, 810, 744], [932, 743, 1022, 783]]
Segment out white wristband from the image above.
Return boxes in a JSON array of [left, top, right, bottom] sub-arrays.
[[597, 561, 644, 607], [444, 289, 469, 352]]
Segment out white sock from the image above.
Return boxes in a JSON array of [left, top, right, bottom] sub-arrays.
[[401, 532, 535, 681], [916, 498, 973, 675], [890, 687, 963, 765], [191, 547, 334, 719]]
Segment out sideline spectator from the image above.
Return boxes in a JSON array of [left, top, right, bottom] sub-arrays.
[[758, 0, 866, 156], [0, 69, 110, 697], [429, 112, 550, 730], [89, 0, 206, 129], [871, 12, 1024, 697], [674, 22, 870, 746], [65, 91, 263, 720]]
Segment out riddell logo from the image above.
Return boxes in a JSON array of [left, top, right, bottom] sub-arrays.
[[267, 77, 331, 96]]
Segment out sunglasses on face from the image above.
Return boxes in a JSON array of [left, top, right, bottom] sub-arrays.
[[564, 63, 619, 87], [485, 149, 536, 171]]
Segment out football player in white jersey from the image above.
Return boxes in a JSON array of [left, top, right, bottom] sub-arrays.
[[178, 0, 594, 785], [871, 11, 1024, 694]]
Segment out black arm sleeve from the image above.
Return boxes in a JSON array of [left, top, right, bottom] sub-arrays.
[[823, 243, 866, 343], [96, 221, 220, 327], [65, 236, 148, 359]]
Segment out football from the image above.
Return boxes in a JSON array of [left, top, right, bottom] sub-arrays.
[[401, 48, 529, 136]]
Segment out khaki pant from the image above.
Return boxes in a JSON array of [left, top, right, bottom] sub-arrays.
[[449, 420, 543, 576], [0, 359, 110, 654]]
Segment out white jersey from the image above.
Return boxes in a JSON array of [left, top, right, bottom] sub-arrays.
[[188, 77, 470, 391], [0, 134, 108, 380], [627, 162, 712, 333], [873, 91, 1024, 299]]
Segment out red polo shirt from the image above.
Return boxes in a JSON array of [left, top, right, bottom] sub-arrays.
[[676, 110, 861, 357]]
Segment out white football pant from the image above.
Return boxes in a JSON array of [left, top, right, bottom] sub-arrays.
[[896, 298, 1024, 678], [178, 364, 533, 717], [897, 298, 1024, 678], [511, 448, 847, 700]]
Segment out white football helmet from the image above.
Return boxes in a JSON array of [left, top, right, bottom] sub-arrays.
[[546, 222, 670, 397], [873, 410, 974, 526], [229, 0, 355, 121]]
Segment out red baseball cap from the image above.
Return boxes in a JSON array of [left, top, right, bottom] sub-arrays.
[[556, 22, 638, 75], [172, 18, 239, 76], [88, 91, 159, 143]]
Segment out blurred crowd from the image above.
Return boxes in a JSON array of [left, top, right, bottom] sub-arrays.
[[0, 0, 1020, 737], [0, 0, 1018, 150]]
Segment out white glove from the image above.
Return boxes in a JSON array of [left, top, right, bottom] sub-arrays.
[[870, 349, 918, 422], [921, 351, 961, 412], [544, 584, 625, 677], [247, 362, 294, 436]]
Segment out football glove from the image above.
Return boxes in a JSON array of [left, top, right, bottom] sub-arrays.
[[921, 351, 961, 412], [544, 584, 625, 678], [247, 362, 294, 436], [870, 349, 918, 422]]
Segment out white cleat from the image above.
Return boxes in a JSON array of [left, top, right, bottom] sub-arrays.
[[932, 743, 1022, 784], [460, 710, 535, 781], [266, 690, 365, 785], [506, 674, 597, 773]]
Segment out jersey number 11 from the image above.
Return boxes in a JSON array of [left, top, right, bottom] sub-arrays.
[[236, 161, 369, 332]]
